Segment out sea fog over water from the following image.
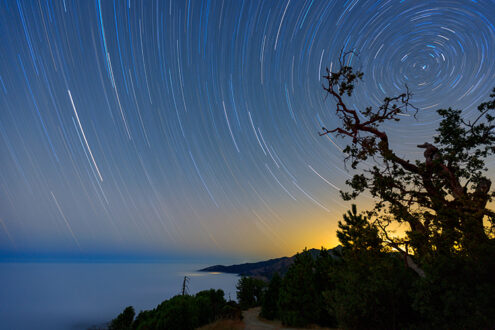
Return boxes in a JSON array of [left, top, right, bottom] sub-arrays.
[[0, 262, 239, 330]]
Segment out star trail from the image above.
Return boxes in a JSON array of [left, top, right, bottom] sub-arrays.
[[1, 0, 494, 259]]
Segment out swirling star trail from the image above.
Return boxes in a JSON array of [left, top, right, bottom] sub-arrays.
[[0, 0, 494, 259]]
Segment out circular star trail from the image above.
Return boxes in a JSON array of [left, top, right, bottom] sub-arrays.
[[0, 0, 494, 258]]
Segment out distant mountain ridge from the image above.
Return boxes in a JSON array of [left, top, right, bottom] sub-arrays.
[[199, 246, 342, 281]]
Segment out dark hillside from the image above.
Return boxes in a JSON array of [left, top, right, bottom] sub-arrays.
[[200, 246, 342, 280]]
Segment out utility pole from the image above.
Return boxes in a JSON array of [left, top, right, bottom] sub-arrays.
[[181, 276, 189, 296]]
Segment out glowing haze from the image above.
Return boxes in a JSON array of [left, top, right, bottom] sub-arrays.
[[1, 0, 494, 260]]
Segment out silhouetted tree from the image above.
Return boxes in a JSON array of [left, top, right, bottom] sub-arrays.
[[320, 52, 495, 270], [325, 205, 417, 329], [313, 248, 339, 327], [154, 295, 199, 329], [260, 272, 282, 320], [195, 289, 226, 324], [235, 276, 265, 310], [109, 306, 134, 330], [278, 249, 318, 327], [337, 205, 382, 252], [320, 53, 495, 328]]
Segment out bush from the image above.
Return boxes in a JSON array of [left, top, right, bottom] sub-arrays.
[[108, 306, 134, 330], [235, 276, 266, 310], [260, 272, 281, 320], [326, 252, 417, 330], [220, 301, 243, 320], [278, 250, 318, 327], [111, 289, 234, 330], [195, 289, 226, 325], [413, 249, 495, 329], [154, 295, 199, 329]]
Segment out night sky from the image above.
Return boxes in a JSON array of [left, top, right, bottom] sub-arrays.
[[1, 0, 494, 260]]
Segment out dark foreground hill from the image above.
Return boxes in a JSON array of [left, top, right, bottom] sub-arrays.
[[199, 246, 342, 281]]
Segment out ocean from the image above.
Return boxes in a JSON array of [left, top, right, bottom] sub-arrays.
[[0, 262, 239, 330]]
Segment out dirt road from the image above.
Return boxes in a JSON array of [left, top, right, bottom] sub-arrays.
[[242, 307, 281, 329], [242, 307, 331, 330], [199, 307, 332, 330]]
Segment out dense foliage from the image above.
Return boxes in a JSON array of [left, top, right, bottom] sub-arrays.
[[277, 250, 318, 326], [259, 272, 281, 320], [235, 276, 266, 310], [258, 249, 338, 327], [327, 205, 417, 329], [109, 306, 135, 330], [109, 289, 241, 330]]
